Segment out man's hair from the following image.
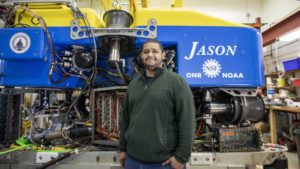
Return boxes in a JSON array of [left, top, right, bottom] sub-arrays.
[[142, 39, 164, 52]]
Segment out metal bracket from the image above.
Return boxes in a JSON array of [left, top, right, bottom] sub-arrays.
[[221, 88, 258, 97], [36, 152, 60, 163], [70, 18, 157, 40], [190, 153, 213, 165]]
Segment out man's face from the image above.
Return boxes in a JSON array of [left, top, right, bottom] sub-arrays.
[[140, 42, 165, 70]]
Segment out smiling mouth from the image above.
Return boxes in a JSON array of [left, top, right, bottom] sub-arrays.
[[145, 58, 157, 61]]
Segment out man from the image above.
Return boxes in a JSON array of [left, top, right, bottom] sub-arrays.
[[119, 39, 195, 169]]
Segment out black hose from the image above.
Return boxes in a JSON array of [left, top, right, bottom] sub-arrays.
[[36, 151, 72, 169], [32, 127, 92, 143]]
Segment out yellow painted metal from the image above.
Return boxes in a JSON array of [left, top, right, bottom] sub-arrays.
[[129, 0, 137, 16], [171, 0, 182, 7], [269, 109, 278, 144], [14, 1, 247, 28], [266, 106, 300, 144], [22, 94, 32, 135], [134, 8, 247, 27], [101, 0, 112, 11], [141, 0, 148, 8], [27, 4, 64, 9], [22, 120, 31, 136], [15, 5, 104, 27]]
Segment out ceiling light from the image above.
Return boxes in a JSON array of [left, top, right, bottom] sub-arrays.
[[279, 27, 300, 42]]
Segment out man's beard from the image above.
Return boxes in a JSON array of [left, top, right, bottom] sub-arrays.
[[143, 58, 162, 70], [144, 62, 162, 70]]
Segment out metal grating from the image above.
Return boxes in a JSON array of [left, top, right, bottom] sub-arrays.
[[92, 86, 127, 145]]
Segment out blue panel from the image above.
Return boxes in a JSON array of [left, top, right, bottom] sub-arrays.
[[94, 56, 135, 87], [136, 26, 265, 87], [0, 28, 46, 60], [0, 26, 265, 88], [0, 58, 85, 88], [0, 27, 92, 88]]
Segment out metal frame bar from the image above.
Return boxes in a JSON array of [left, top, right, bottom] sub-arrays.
[[262, 10, 300, 46], [70, 18, 157, 40]]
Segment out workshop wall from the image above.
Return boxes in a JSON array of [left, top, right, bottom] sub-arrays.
[[262, 0, 300, 31], [264, 40, 300, 74]]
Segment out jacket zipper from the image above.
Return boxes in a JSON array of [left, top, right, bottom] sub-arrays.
[[144, 77, 156, 90], [140, 69, 163, 90]]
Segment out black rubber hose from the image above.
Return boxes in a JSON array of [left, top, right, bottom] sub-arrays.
[[36, 151, 72, 169], [32, 127, 92, 143]]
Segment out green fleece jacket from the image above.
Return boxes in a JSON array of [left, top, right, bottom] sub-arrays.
[[119, 68, 195, 163]]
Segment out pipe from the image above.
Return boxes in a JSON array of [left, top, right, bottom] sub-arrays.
[[32, 127, 92, 143], [204, 103, 233, 114]]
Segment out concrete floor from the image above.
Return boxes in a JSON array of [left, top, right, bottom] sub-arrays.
[[286, 152, 299, 169]]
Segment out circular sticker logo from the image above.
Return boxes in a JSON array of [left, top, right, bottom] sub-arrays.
[[9, 32, 31, 54], [202, 59, 222, 78]]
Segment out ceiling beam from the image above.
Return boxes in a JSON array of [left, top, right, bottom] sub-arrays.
[[262, 10, 300, 47]]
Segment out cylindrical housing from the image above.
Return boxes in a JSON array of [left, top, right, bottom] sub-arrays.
[[108, 38, 121, 66], [103, 10, 133, 28], [32, 127, 92, 143], [103, 10, 133, 66], [204, 102, 232, 114]]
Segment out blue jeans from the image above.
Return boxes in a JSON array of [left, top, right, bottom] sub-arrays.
[[125, 155, 172, 169]]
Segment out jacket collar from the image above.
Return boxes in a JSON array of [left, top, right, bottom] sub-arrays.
[[139, 67, 164, 80]]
